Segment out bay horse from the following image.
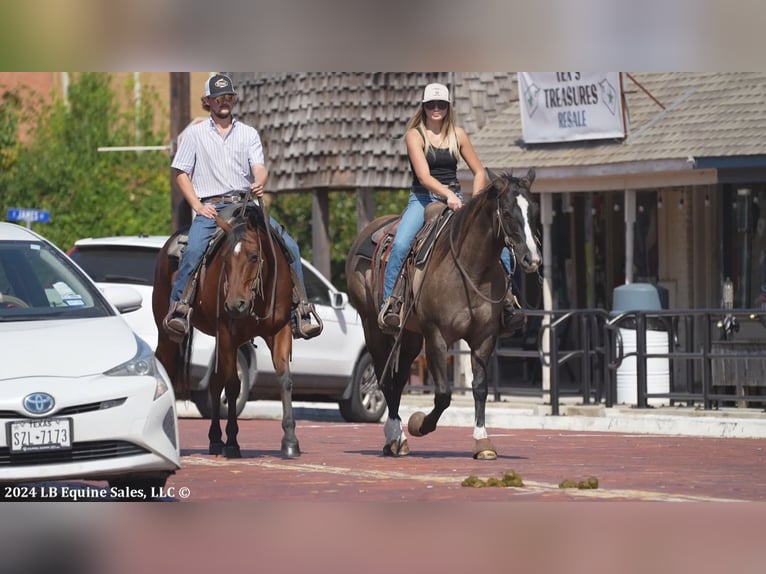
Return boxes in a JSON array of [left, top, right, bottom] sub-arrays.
[[152, 201, 299, 459], [346, 169, 541, 459]]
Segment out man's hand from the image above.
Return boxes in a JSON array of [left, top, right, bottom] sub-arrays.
[[250, 182, 265, 198]]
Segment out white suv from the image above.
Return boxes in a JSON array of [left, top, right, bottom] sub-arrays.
[[68, 235, 385, 423]]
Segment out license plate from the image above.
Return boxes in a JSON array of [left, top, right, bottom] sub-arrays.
[[8, 418, 73, 453]]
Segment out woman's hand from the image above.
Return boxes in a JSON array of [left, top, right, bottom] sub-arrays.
[[447, 192, 463, 211]]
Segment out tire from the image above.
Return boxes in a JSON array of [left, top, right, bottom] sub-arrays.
[[192, 347, 253, 419], [339, 351, 386, 423]]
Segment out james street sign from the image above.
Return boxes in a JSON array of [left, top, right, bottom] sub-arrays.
[[7, 208, 51, 224]]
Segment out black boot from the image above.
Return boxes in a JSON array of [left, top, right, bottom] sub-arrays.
[[500, 297, 525, 337]]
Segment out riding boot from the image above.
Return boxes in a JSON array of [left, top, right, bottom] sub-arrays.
[[378, 296, 401, 333], [500, 295, 525, 337], [162, 276, 198, 343], [289, 269, 323, 340]]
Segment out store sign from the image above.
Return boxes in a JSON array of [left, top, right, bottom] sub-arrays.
[[518, 72, 625, 144]]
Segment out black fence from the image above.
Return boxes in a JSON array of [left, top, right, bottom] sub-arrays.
[[405, 307, 766, 413], [487, 308, 766, 413]]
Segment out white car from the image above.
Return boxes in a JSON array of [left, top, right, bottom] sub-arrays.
[[0, 222, 180, 496], [69, 235, 385, 423]]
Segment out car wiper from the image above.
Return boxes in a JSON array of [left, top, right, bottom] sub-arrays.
[[101, 274, 149, 285]]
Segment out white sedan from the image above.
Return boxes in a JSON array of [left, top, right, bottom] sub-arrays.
[[0, 223, 180, 496], [69, 235, 386, 423]]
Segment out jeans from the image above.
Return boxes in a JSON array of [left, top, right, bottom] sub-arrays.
[[381, 191, 515, 307], [170, 202, 303, 306]]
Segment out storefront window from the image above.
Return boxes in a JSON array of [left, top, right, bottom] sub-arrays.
[[722, 185, 766, 309]]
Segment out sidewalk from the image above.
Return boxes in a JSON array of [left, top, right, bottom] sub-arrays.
[[176, 392, 766, 439]]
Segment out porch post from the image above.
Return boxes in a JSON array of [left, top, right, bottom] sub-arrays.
[[540, 191, 554, 404], [625, 189, 636, 284]]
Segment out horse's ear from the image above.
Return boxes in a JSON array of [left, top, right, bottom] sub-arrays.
[[485, 167, 498, 181], [522, 168, 536, 188]]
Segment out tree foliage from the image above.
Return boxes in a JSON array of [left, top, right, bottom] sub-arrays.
[[269, 189, 408, 290], [0, 72, 408, 288], [0, 73, 171, 250]]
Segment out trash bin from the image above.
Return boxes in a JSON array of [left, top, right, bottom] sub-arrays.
[[612, 283, 670, 406]]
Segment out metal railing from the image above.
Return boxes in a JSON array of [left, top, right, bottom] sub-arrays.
[[489, 307, 766, 413]]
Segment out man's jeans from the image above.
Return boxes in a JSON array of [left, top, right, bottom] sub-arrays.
[[170, 202, 304, 306]]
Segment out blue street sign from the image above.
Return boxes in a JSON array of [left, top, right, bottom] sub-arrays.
[[7, 208, 51, 224]]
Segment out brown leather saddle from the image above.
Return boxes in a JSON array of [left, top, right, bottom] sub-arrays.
[[369, 203, 454, 310]]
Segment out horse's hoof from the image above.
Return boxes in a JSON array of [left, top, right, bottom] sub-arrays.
[[281, 441, 301, 459], [383, 438, 409, 457], [209, 442, 224, 456], [224, 445, 241, 459], [407, 411, 426, 437], [473, 438, 497, 460]]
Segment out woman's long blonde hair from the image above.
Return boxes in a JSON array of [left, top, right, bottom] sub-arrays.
[[405, 100, 460, 160]]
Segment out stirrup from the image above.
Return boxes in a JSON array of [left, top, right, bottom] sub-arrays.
[[292, 302, 323, 340], [163, 303, 192, 343], [500, 296, 525, 337], [377, 297, 401, 334]]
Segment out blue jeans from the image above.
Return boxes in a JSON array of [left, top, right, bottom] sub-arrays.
[[170, 202, 303, 305], [381, 191, 515, 307]]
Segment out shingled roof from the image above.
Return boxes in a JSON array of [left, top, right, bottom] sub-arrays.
[[229, 72, 516, 193], [469, 72, 766, 188]]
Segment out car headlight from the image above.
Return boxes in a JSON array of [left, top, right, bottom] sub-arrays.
[[104, 335, 170, 400]]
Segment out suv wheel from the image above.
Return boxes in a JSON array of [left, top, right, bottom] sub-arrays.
[[192, 347, 252, 419], [339, 352, 386, 423]]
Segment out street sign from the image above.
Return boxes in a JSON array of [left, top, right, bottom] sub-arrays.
[[7, 208, 51, 224]]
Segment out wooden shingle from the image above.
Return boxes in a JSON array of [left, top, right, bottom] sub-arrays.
[[230, 72, 516, 193]]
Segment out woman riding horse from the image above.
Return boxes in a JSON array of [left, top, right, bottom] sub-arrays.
[[346, 169, 541, 459]]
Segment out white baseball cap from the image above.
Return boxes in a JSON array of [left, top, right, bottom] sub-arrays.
[[422, 83, 450, 103]]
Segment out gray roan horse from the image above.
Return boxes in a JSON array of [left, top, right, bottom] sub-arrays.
[[346, 169, 541, 459]]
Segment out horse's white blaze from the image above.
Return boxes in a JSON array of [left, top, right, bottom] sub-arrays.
[[233, 241, 243, 255], [384, 417, 403, 443], [516, 195, 541, 263], [473, 426, 488, 440]]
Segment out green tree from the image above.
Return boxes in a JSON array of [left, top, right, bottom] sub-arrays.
[[269, 188, 408, 290], [1, 73, 171, 250]]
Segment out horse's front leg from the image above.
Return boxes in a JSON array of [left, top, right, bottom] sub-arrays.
[[271, 326, 300, 458], [469, 336, 498, 460], [408, 331, 451, 438], [207, 370, 225, 456], [223, 373, 242, 459]]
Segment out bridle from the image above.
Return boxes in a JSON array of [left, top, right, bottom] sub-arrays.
[[448, 187, 518, 305]]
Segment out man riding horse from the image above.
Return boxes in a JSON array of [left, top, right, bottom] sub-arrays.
[[162, 74, 321, 343]]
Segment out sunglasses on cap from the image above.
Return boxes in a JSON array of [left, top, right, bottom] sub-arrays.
[[424, 100, 449, 111]]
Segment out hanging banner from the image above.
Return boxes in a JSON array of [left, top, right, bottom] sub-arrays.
[[518, 72, 625, 143]]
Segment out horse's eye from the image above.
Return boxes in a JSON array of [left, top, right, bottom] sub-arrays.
[[249, 253, 259, 263]]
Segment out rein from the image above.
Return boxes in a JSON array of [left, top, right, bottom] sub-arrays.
[[447, 193, 514, 305]]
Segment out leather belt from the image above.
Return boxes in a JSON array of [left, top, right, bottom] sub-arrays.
[[202, 195, 241, 204]]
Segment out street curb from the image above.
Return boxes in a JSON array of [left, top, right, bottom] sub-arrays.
[[176, 399, 766, 439]]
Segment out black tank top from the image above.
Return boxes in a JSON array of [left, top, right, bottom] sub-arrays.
[[410, 132, 459, 193]]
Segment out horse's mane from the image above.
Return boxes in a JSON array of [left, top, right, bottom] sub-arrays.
[[227, 204, 267, 248], [448, 172, 520, 245]]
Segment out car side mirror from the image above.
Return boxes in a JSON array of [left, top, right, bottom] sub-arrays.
[[330, 290, 348, 310]]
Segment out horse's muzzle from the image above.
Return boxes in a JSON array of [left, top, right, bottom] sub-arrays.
[[225, 298, 251, 318]]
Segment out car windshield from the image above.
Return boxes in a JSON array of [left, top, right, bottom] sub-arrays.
[[69, 245, 158, 286], [0, 239, 114, 321]]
